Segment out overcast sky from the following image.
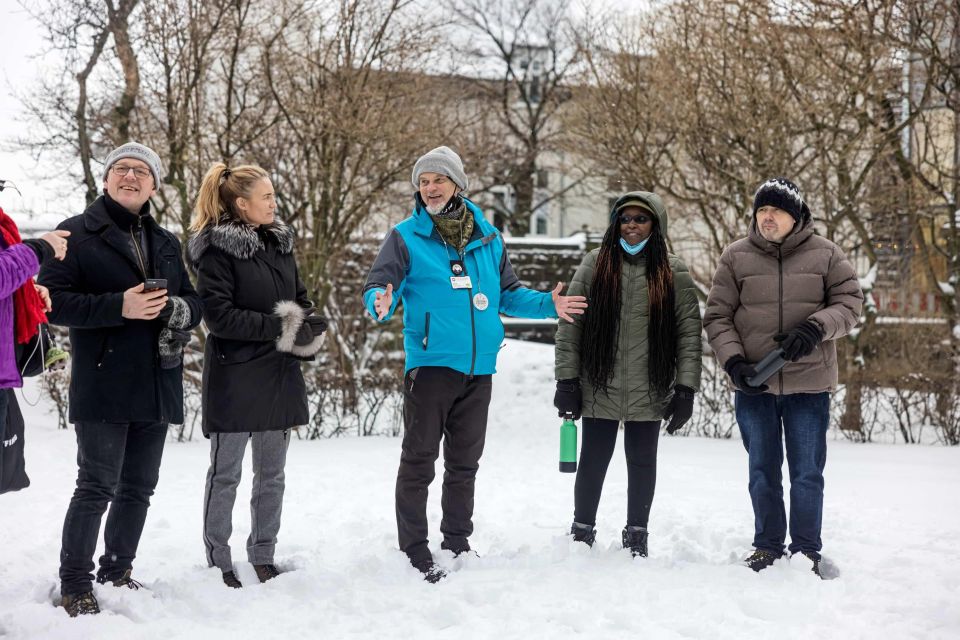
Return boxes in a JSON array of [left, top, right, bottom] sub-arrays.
[[0, 1, 81, 221]]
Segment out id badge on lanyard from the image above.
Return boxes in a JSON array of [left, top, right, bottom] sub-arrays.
[[449, 259, 472, 289]]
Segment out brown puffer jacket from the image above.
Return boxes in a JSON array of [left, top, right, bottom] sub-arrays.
[[703, 215, 863, 394], [555, 191, 702, 421]]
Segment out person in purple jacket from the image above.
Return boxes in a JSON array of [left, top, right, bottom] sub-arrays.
[[0, 204, 69, 493]]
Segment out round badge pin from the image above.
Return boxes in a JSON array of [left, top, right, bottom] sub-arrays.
[[452, 263, 464, 275], [473, 292, 489, 311]]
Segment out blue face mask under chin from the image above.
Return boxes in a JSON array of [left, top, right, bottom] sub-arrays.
[[620, 236, 650, 255]]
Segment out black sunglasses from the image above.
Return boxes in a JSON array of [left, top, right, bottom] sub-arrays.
[[618, 213, 651, 225]]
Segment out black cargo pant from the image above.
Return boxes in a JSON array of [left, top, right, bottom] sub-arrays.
[[396, 366, 492, 563]]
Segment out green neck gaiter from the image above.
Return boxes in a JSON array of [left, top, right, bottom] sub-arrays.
[[429, 200, 473, 253]]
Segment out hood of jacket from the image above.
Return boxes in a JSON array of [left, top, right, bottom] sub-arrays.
[[188, 216, 294, 264], [608, 191, 669, 239]]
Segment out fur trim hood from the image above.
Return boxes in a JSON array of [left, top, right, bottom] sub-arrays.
[[188, 217, 295, 264]]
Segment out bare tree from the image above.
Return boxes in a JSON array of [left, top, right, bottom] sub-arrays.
[[446, 0, 584, 235]]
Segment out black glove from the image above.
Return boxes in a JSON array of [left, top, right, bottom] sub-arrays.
[[725, 355, 768, 395], [294, 315, 329, 346], [774, 320, 823, 362], [554, 379, 582, 420], [305, 315, 328, 334], [663, 385, 695, 434]]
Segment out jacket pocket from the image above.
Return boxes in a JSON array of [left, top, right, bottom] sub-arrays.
[[423, 312, 430, 350], [213, 336, 275, 365], [95, 335, 112, 370]]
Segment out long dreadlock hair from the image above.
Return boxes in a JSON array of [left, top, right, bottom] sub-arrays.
[[581, 216, 677, 397]]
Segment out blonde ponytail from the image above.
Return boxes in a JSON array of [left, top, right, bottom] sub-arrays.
[[191, 162, 270, 232]]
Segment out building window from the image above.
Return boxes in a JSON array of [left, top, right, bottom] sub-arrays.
[[535, 213, 548, 235], [537, 169, 549, 189]]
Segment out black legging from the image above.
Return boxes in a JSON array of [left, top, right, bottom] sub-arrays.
[[574, 417, 660, 528]]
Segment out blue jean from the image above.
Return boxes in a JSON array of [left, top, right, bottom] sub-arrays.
[[59, 421, 167, 595], [735, 391, 830, 557]]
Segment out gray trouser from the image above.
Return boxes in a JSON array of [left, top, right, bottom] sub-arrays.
[[202, 430, 290, 571]]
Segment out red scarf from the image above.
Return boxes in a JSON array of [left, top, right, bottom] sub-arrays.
[[0, 207, 47, 344]]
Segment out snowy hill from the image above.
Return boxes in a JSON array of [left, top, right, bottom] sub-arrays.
[[1, 340, 958, 639]]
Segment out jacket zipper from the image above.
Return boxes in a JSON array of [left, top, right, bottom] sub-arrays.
[[130, 220, 148, 278], [423, 312, 430, 349], [463, 249, 477, 376], [777, 246, 784, 395], [133, 218, 165, 422], [621, 261, 633, 421]]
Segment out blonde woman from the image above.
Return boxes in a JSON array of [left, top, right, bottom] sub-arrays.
[[188, 163, 326, 588]]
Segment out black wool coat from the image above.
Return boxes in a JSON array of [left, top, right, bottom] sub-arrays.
[[38, 196, 202, 424], [188, 217, 311, 435]]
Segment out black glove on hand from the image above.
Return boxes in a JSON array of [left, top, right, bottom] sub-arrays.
[[554, 379, 582, 420], [294, 322, 316, 347], [774, 320, 823, 362], [294, 316, 329, 346], [725, 355, 768, 395], [663, 385, 695, 434], [305, 315, 328, 334]]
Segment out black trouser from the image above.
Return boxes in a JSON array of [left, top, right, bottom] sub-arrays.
[[59, 421, 167, 596], [574, 418, 660, 528], [396, 366, 492, 562]]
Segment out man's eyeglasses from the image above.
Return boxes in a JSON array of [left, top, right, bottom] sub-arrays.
[[618, 214, 651, 225], [111, 165, 152, 179]]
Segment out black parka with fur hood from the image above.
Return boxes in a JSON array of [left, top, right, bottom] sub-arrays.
[[188, 217, 319, 435]]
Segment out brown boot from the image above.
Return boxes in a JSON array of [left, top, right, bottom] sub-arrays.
[[253, 563, 281, 583], [62, 591, 100, 617]]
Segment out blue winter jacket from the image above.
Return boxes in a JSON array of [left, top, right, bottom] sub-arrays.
[[363, 197, 556, 375]]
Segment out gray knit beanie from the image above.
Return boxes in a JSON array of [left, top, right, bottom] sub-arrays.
[[102, 142, 163, 186], [411, 146, 469, 191]]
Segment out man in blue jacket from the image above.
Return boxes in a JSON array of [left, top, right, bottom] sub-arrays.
[[363, 146, 586, 582]]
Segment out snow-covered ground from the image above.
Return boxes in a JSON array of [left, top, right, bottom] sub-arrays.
[[2, 340, 959, 639]]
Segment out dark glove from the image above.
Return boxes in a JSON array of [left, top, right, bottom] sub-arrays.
[[725, 355, 768, 395], [294, 315, 329, 346], [554, 378, 582, 420], [663, 385, 695, 434], [774, 320, 823, 362], [158, 328, 192, 369]]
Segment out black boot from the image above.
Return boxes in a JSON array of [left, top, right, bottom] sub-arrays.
[[222, 570, 243, 588], [96, 568, 143, 590], [411, 558, 447, 584], [570, 521, 596, 547], [744, 549, 784, 572], [622, 526, 648, 558], [440, 539, 475, 558]]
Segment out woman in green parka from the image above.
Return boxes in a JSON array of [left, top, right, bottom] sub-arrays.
[[553, 191, 702, 557]]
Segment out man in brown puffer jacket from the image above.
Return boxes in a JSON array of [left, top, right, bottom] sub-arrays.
[[704, 177, 863, 577]]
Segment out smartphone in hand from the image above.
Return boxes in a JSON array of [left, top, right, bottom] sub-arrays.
[[144, 278, 168, 291]]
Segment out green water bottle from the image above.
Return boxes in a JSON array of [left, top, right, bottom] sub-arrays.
[[559, 416, 577, 473]]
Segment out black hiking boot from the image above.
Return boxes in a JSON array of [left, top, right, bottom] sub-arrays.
[[253, 563, 281, 583], [222, 570, 243, 588], [744, 548, 784, 572], [570, 521, 596, 547], [622, 525, 649, 558], [797, 551, 823, 578], [411, 558, 448, 584], [62, 591, 100, 617], [96, 568, 143, 590], [441, 540, 479, 560]]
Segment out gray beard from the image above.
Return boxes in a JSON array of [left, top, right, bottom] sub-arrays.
[[426, 202, 445, 215]]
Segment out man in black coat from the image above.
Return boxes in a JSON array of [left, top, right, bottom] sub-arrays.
[[38, 142, 202, 617]]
